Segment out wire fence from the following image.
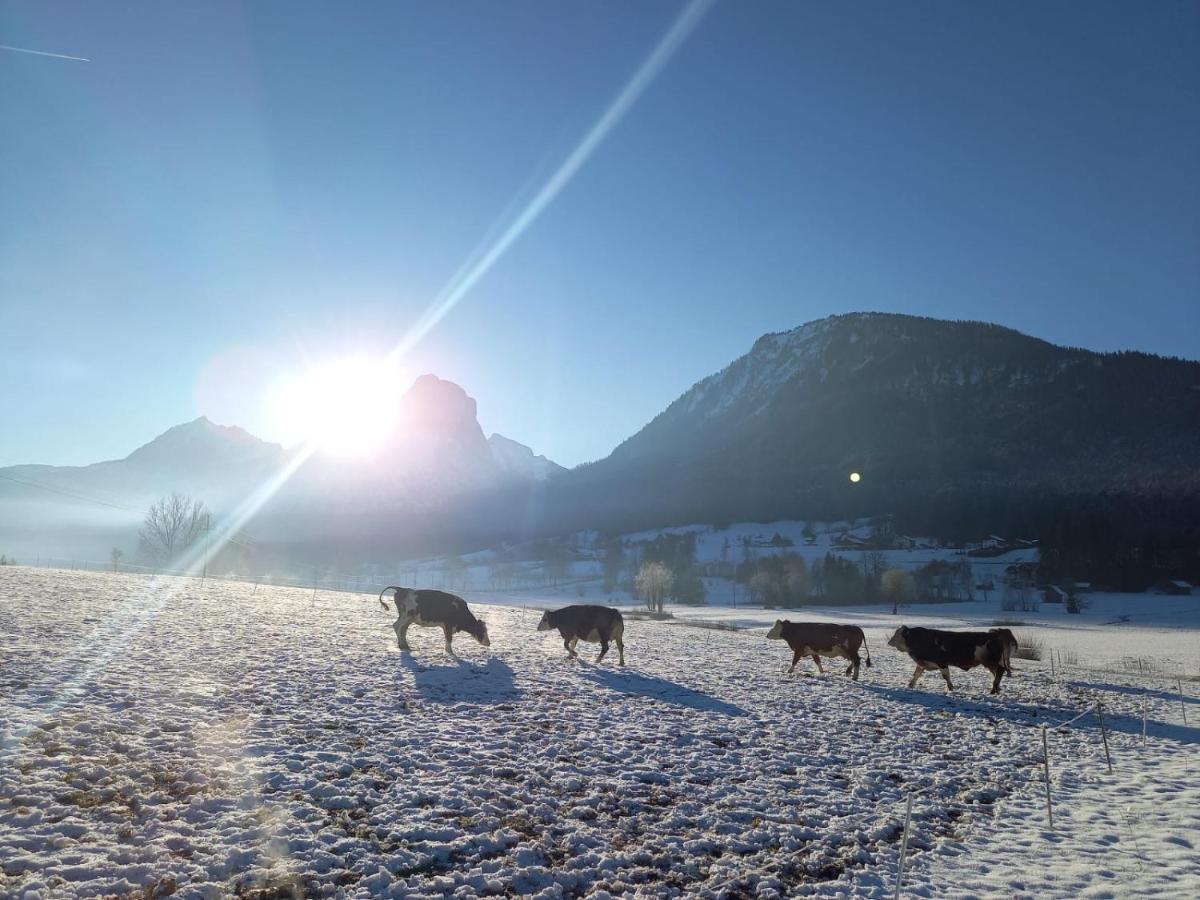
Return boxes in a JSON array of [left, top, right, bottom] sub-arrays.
[[15, 554, 608, 604], [895, 669, 1197, 897]]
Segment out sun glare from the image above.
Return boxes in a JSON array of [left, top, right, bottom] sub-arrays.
[[267, 357, 403, 458]]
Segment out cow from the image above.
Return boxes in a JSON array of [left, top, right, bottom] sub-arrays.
[[991, 627, 1019, 675], [537, 605, 625, 665], [765, 620, 872, 680], [886, 625, 1018, 694], [379, 587, 490, 654]]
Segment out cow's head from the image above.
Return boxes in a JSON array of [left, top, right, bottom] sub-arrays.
[[990, 627, 1018, 649], [536, 611, 554, 632], [887, 626, 909, 651], [465, 618, 491, 647], [766, 620, 787, 640]]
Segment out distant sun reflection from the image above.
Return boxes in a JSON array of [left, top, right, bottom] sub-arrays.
[[849, 472, 861, 483]]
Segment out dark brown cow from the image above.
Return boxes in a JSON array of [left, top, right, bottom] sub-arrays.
[[766, 620, 872, 679], [379, 587, 490, 653], [537, 605, 625, 665], [887, 626, 1018, 694]]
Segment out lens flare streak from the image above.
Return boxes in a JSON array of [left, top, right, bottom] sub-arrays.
[[385, 0, 716, 366]]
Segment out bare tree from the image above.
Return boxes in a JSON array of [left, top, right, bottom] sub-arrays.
[[783, 557, 808, 606], [882, 568, 916, 614], [749, 570, 781, 607], [635, 561, 673, 615], [138, 493, 209, 564], [110, 548, 124, 572]]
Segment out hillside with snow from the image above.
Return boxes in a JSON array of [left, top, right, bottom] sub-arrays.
[[543, 314, 1200, 567], [1, 567, 1196, 898]]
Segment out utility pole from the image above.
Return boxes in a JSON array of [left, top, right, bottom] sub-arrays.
[[202, 513, 211, 582]]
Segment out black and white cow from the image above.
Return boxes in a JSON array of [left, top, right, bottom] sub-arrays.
[[887, 626, 1018, 694], [379, 587, 490, 654], [537, 605, 625, 665], [766, 620, 872, 679]]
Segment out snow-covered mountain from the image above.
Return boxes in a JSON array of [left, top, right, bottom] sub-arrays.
[[488, 433, 566, 481], [548, 312, 1200, 536], [0, 376, 562, 558]]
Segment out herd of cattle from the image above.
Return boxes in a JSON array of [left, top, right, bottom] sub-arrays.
[[378, 586, 1022, 694]]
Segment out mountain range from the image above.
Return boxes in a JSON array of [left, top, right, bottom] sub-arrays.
[[0, 374, 562, 559], [3, 313, 1198, 574], [545, 312, 1200, 533]]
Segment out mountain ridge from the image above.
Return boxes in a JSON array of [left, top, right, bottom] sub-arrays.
[[547, 312, 1200, 538]]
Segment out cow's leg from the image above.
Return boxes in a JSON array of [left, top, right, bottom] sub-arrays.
[[811, 654, 825, 675], [908, 664, 924, 688], [848, 652, 861, 680], [442, 624, 455, 655], [568, 637, 579, 659], [597, 639, 610, 664], [616, 637, 625, 666], [940, 667, 955, 691], [989, 665, 1003, 694], [788, 649, 802, 674], [395, 618, 413, 651]]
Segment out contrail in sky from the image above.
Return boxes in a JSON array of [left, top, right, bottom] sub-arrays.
[[386, 0, 716, 366], [0, 43, 90, 62]]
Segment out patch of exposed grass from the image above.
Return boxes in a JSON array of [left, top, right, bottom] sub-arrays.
[[1014, 637, 1044, 661]]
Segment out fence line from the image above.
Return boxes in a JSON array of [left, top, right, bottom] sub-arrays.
[[14, 555, 602, 601]]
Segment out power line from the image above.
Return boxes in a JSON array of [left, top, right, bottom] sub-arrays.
[[0, 470, 262, 554], [0, 472, 138, 512]]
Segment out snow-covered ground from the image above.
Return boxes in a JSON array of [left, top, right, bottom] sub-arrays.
[[1, 567, 1196, 898]]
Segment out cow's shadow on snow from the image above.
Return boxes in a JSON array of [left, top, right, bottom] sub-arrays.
[[578, 667, 748, 717], [395, 654, 519, 705], [857, 682, 1200, 745], [1069, 679, 1200, 706]]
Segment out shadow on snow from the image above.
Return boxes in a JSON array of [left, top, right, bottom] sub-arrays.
[[1068, 679, 1200, 705], [396, 654, 519, 705], [856, 682, 1200, 745], [577, 666, 748, 717]]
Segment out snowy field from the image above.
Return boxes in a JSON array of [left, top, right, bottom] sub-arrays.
[[1, 567, 1197, 898]]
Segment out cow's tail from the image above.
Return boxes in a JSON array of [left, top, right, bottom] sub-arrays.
[[379, 586, 400, 612], [995, 635, 1015, 676], [862, 632, 872, 668]]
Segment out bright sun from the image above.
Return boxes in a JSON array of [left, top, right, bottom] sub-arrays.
[[267, 357, 404, 458]]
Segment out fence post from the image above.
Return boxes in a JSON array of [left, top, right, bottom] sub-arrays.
[[1096, 702, 1112, 775], [1050, 652, 1055, 678], [1178, 676, 1188, 727], [894, 792, 914, 900], [1040, 724, 1053, 829], [1141, 694, 1148, 748]]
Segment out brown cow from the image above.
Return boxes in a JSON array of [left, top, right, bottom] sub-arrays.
[[766, 620, 872, 680]]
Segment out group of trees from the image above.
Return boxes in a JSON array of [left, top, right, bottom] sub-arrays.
[[634, 561, 673, 614], [618, 532, 708, 611], [639, 533, 706, 605], [735, 551, 973, 609]]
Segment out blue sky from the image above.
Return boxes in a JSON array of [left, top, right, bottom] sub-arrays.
[[2, 0, 1197, 468]]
